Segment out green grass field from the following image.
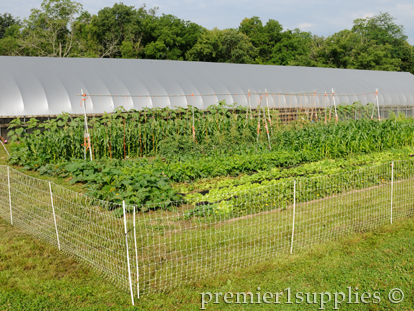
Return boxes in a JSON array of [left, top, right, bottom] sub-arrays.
[[1, 215, 414, 310]]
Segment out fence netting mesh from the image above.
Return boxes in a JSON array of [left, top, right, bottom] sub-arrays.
[[1, 161, 414, 298]]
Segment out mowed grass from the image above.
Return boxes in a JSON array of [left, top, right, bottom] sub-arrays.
[[1, 214, 414, 310]]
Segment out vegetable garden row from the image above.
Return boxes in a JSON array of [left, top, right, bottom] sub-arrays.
[[7, 101, 378, 161], [4, 102, 413, 218]]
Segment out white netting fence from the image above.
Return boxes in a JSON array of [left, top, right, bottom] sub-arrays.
[[1, 161, 414, 303]]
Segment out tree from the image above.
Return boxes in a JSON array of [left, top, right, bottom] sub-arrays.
[[70, 11, 99, 57], [290, 29, 401, 71], [352, 12, 412, 72], [185, 28, 223, 62], [270, 29, 312, 66], [141, 14, 204, 60], [19, 0, 83, 57], [399, 42, 414, 74], [352, 12, 407, 46], [238, 17, 283, 63], [220, 28, 257, 63], [0, 13, 21, 55], [2, 3, 412, 73], [186, 28, 257, 63], [86, 3, 151, 58], [0, 13, 20, 39]]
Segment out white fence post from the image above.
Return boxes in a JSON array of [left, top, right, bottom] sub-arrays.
[[133, 205, 140, 299], [391, 161, 394, 224], [123, 201, 135, 305], [290, 179, 296, 254], [49, 181, 61, 250], [7, 166, 12, 225]]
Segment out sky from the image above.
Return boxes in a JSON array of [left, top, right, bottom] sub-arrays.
[[3, 0, 414, 44]]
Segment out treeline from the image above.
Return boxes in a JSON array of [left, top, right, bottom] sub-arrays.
[[1, 0, 413, 73]]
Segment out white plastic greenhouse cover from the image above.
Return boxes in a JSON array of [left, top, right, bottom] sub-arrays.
[[1, 56, 414, 117]]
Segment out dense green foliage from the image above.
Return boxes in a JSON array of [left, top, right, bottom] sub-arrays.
[[0, 13, 19, 39], [175, 148, 410, 194], [6, 103, 411, 166], [8, 101, 283, 161], [183, 156, 413, 219], [1, 0, 413, 73], [7, 105, 414, 211]]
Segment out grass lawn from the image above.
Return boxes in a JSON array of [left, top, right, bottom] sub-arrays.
[[1, 214, 414, 310]]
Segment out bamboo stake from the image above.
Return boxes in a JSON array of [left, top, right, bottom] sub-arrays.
[[324, 92, 327, 125], [332, 88, 338, 122], [376, 88, 381, 121], [191, 94, 196, 141], [265, 89, 272, 135], [246, 89, 251, 120], [81, 89, 93, 161], [262, 98, 272, 149], [257, 90, 261, 143]]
